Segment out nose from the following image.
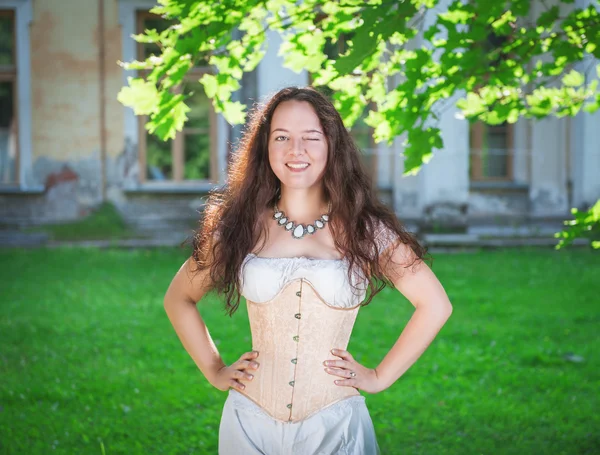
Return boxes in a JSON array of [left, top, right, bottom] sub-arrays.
[[289, 137, 304, 156]]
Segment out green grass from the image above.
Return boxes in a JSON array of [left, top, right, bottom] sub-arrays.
[[25, 203, 137, 241], [0, 248, 598, 455]]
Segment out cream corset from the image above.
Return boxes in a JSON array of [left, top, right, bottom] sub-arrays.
[[238, 255, 369, 422]]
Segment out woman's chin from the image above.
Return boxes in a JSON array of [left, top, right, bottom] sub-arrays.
[[279, 179, 322, 191]]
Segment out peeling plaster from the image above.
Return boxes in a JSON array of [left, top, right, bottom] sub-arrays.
[[112, 139, 139, 187], [1, 140, 140, 224], [399, 192, 419, 209], [530, 187, 568, 215], [469, 193, 529, 216], [45, 165, 78, 189], [423, 201, 468, 227]]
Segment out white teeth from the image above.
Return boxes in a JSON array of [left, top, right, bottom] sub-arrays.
[[287, 163, 309, 169]]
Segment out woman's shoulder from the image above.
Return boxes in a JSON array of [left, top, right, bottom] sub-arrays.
[[367, 214, 415, 257], [372, 218, 396, 253]]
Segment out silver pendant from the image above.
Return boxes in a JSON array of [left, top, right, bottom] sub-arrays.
[[274, 203, 330, 240], [292, 224, 306, 239]]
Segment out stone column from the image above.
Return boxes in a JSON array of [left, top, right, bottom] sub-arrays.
[[417, 103, 470, 227], [392, 136, 421, 223], [570, 0, 600, 208], [577, 112, 600, 207], [529, 117, 569, 215], [405, 0, 469, 227], [571, 96, 600, 209], [512, 119, 530, 185]]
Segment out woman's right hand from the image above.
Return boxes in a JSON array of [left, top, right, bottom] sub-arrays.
[[211, 351, 260, 392]]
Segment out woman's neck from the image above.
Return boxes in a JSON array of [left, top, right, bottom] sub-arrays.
[[277, 186, 328, 223]]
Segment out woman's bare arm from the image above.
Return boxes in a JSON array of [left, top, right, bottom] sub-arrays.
[[373, 244, 453, 389], [163, 257, 226, 385], [164, 257, 259, 391], [326, 243, 452, 393]]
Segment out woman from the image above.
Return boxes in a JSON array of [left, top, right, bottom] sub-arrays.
[[164, 87, 453, 454]]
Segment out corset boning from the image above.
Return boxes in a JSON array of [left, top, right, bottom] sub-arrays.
[[239, 278, 361, 422]]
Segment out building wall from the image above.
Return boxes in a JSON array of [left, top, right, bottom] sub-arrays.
[[0, 0, 598, 230], [0, 0, 227, 228], [29, 0, 124, 210], [0, 0, 128, 224], [391, 0, 599, 226]]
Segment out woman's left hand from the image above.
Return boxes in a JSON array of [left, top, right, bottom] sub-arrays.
[[324, 349, 386, 394]]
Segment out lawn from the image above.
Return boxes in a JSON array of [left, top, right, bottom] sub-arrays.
[[0, 248, 598, 455]]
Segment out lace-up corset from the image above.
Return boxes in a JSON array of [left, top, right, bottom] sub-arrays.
[[239, 255, 368, 422]]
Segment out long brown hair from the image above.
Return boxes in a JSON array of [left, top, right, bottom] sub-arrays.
[[193, 87, 426, 315]]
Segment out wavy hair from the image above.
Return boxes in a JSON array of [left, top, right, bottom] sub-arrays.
[[192, 87, 426, 315]]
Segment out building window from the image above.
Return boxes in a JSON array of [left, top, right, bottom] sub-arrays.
[[136, 11, 217, 183], [468, 27, 515, 181], [0, 9, 17, 185], [470, 122, 513, 180]]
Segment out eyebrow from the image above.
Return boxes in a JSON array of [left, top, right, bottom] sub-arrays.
[[271, 128, 324, 135]]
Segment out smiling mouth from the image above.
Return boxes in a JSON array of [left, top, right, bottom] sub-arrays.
[[286, 163, 310, 169]]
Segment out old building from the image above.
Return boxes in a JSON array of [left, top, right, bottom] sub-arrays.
[[1, 0, 598, 234]]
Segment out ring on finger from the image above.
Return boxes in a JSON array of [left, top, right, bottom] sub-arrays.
[[349, 371, 356, 378]]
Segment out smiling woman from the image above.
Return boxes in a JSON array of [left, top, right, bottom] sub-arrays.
[[163, 87, 453, 454]]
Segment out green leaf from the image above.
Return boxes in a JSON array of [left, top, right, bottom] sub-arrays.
[[117, 78, 159, 115], [555, 199, 600, 249], [438, 9, 473, 24], [148, 102, 190, 140], [536, 5, 560, 28], [333, 10, 379, 74], [333, 4, 410, 75], [457, 93, 486, 119], [222, 101, 247, 125], [200, 74, 218, 98], [562, 70, 584, 87]]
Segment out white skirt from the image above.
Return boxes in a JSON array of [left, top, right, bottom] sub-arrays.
[[218, 389, 380, 455]]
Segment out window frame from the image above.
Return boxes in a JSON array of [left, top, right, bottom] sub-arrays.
[[0, 8, 19, 185], [470, 121, 514, 181], [135, 10, 218, 184], [0, 0, 33, 191], [468, 25, 517, 182]]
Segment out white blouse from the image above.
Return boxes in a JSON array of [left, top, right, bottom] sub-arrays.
[[240, 254, 368, 308]]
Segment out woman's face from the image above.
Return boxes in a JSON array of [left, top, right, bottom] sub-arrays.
[[268, 100, 328, 191]]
